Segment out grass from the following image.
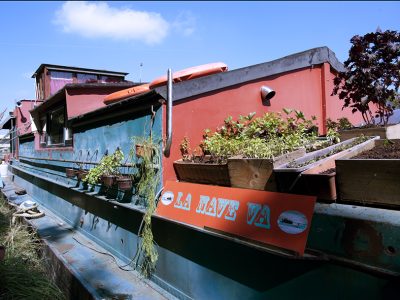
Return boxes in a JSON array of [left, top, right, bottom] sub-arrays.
[[0, 195, 65, 300]]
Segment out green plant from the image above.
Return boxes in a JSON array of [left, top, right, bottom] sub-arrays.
[[198, 109, 318, 160], [179, 136, 191, 161], [130, 136, 160, 277], [337, 117, 353, 130], [83, 148, 124, 185]]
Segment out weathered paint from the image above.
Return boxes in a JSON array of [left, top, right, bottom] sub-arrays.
[[309, 203, 400, 275]]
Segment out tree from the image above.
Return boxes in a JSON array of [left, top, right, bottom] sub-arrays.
[[332, 29, 400, 125]]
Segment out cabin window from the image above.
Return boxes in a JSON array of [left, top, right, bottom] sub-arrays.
[[40, 106, 72, 148], [99, 75, 122, 83], [50, 71, 73, 96], [77, 73, 98, 83]]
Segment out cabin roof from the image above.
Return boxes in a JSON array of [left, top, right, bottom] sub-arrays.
[[154, 46, 345, 102], [32, 64, 129, 78]]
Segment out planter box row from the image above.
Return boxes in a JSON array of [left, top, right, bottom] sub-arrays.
[[274, 136, 379, 201], [173, 147, 306, 191]]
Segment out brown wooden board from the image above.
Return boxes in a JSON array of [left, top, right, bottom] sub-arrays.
[[336, 159, 400, 207], [227, 148, 306, 191]]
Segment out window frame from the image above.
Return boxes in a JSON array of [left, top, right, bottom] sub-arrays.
[[39, 105, 72, 148]]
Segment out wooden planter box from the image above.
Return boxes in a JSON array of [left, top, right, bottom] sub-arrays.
[[173, 148, 306, 189], [274, 137, 379, 196], [336, 139, 400, 208], [173, 160, 230, 186], [339, 123, 400, 141], [227, 147, 306, 190]]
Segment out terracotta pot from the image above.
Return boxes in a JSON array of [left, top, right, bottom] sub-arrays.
[[135, 144, 153, 158], [77, 170, 89, 180], [66, 168, 78, 178], [102, 175, 116, 187], [116, 176, 132, 191]]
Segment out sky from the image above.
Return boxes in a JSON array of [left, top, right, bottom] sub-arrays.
[[0, 1, 399, 117]]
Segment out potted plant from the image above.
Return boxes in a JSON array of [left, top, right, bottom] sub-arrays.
[[336, 139, 400, 208], [65, 168, 78, 178], [83, 148, 124, 188], [133, 136, 158, 159], [332, 29, 400, 140], [116, 175, 133, 191], [130, 135, 160, 276], [174, 109, 317, 190]]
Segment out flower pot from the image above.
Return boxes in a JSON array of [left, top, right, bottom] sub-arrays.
[[336, 139, 400, 208], [76, 170, 89, 180], [65, 168, 77, 178], [102, 175, 116, 187], [135, 144, 154, 159], [173, 159, 230, 186], [116, 176, 132, 191]]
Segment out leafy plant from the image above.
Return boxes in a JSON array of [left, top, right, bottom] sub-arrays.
[[332, 29, 400, 125], [83, 148, 124, 185], [130, 135, 160, 277], [179, 136, 191, 161], [194, 109, 318, 160], [337, 117, 353, 130]]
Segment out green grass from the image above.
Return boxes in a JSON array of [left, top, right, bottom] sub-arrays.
[[0, 195, 65, 300]]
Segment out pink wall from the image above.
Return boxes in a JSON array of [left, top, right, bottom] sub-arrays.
[[162, 64, 365, 183], [66, 87, 129, 119], [15, 100, 35, 136]]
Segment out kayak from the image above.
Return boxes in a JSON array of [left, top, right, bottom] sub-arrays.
[[149, 62, 228, 89], [104, 83, 150, 104]]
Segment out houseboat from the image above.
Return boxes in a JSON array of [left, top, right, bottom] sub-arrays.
[[1, 47, 399, 299]]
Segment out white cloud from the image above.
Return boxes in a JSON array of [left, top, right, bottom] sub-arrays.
[[172, 11, 196, 37], [54, 1, 170, 45]]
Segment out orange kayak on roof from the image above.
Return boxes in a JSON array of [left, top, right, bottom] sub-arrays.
[[149, 62, 228, 89], [104, 83, 150, 105]]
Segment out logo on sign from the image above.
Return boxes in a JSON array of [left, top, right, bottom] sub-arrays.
[[277, 210, 308, 234], [161, 191, 174, 206]]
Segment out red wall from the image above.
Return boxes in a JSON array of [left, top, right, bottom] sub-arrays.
[[162, 64, 364, 183], [322, 63, 363, 126]]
